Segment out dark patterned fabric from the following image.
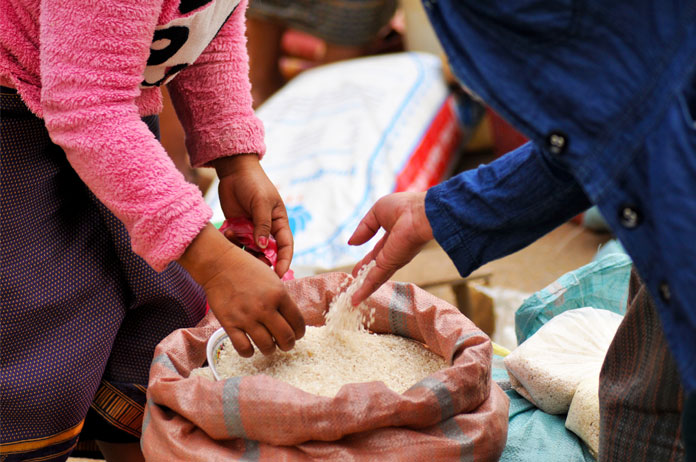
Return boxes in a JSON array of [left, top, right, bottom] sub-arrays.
[[247, 0, 397, 46], [0, 89, 206, 461], [599, 270, 684, 461], [684, 392, 696, 462]]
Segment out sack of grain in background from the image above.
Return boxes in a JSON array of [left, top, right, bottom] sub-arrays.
[[142, 272, 509, 462]]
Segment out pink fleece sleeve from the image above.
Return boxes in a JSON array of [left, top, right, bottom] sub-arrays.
[[39, 0, 211, 271], [167, 0, 265, 168]]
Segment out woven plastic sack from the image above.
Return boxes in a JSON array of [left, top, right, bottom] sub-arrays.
[[491, 357, 595, 462], [142, 273, 509, 461], [206, 53, 469, 271], [515, 253, 631, 344], [502, 392, 596, 462]]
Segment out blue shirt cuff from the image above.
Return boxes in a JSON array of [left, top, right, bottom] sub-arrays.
[[425, 141, 591, 277]]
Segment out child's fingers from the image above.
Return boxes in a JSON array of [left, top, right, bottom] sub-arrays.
[[272, 216, 294, 277], [348, 207, 380, 246], [277, 293, 305, 339], [264, 313, 297, 352], [226, 327, 254, 358], [222, 228, 244, 248], [246, 323, 276, 355], [251, 201, 273, 249]]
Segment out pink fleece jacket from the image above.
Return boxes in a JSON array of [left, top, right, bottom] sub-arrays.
[[0, 0, 265, 271]]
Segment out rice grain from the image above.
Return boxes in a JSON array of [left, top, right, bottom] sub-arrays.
[[194, 262, 448, 396]]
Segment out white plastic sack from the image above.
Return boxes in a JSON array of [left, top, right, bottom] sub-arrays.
[[504, 307, 623, 414], [206, 52, 454, 271]]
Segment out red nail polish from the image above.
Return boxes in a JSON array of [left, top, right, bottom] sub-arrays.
[[258, 236, 268, 248]]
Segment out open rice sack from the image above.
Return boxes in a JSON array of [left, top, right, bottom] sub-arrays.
[[142, 272, 509, 462]]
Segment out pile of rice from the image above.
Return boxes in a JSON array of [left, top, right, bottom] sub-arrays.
[[192, 262, 449, 396]]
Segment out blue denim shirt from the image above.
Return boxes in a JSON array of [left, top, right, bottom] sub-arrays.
[[422, 0, 696, 391]]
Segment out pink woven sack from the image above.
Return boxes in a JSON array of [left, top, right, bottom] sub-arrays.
[[142, 273, 509, 461]]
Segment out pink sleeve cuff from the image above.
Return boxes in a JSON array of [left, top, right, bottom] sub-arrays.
[[185, 115, 266, 168], [167, 0, 265, 168], [132, 186, 213, 271]]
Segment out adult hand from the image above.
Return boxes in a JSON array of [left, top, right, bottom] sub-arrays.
[[178, 224, 305, 357], [348, 192, 434, 306], [213, 154, 293, 278]]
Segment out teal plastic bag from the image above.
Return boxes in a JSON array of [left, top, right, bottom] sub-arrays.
[[503, 390, 596, 462], [515, 252, 632, 344], [492, 356, 595, 462], [493, 241, 631, 462]]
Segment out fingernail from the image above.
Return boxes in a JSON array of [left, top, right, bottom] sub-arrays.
[[258, 236, 268, 248]]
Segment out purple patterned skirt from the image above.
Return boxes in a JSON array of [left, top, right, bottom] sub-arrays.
[[0, 88, 206, 461]]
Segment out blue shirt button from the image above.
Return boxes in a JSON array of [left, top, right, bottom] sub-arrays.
[[619, 205, 641, 229], [659, 281, 671, 302], [546, 131, 568, 155]]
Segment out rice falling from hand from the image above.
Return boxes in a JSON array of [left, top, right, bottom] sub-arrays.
[[195, 260, 448, 396], [324, 260, 377, 333]]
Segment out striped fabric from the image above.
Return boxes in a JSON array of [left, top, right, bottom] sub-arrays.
[[684, 393, 696, 461], [88, 381, 147, 438], [599, 270, 684, 461], [0, 89, 206, 461]]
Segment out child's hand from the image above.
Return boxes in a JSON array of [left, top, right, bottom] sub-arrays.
[[213, 154, 293, 278], [179, 224, 305, 357]]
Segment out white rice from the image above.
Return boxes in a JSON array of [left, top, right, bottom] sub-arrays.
[[565, 374, 601, 458], [324, 260, 377, 333], [193, 261, 448, 396], [197, 325, 447, 396]]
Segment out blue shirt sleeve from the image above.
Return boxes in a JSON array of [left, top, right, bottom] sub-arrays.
[[425, 141, 592, 277]]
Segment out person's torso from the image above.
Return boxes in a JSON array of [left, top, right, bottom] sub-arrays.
[[424, 0, 696, 390], [0, 0, 240, 114], [143, 0, 241, 87]]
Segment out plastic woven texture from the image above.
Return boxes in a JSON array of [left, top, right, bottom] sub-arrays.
[[142, 273, 508, 461], [515, 253, 631, 344]]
